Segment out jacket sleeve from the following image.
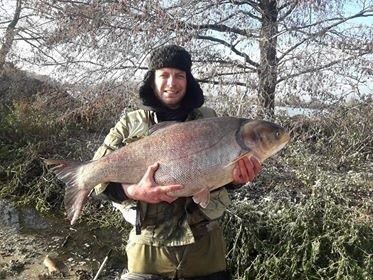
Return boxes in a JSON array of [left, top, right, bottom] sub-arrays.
[[92, 114, 130, 195], [93, 115, 130, 160]]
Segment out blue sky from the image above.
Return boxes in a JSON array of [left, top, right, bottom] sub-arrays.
[[343, 2, 373, 25]]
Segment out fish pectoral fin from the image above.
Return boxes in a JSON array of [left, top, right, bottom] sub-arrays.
[[224, 151, 255, 168], [192, 189, 210, 208]]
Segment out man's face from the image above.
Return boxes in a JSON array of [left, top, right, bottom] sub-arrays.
[[153, 68, 187, 109]]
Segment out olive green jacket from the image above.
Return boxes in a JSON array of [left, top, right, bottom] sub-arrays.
[[93, 107, 231, 246]]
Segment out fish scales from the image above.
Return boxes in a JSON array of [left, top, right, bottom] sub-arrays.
[[84, 117, 242, 187]]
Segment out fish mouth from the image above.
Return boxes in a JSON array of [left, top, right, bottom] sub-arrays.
[[260, 134, 290, 161], [273, 134, 290, 152]]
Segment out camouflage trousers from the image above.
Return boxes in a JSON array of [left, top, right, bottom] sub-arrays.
[[123, 227, 228, 279]]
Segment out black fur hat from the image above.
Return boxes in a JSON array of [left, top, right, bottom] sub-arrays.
[[148, 45, 192, 72], [139, 45, 204, 114]]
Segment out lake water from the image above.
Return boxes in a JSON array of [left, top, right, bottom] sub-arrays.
[[275, 106, 323, 117]]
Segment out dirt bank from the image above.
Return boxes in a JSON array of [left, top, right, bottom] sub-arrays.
[[0, 200, 125, 280]]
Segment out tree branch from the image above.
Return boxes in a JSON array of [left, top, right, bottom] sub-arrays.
[[278, 0, 299, 21], [189, 22, 254, 37], [195, 34, 259, 68], [277, 52, 371, 84], [278, 9, 373, 62]]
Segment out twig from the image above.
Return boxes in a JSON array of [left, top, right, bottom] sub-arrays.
[[93, 249, 112, 280]]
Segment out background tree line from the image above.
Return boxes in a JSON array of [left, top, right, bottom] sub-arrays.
[[1, 0, 372, 118]]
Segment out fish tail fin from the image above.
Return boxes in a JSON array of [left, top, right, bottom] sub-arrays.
[[44, 158, 90, 225], [44, 158, 83, 185]]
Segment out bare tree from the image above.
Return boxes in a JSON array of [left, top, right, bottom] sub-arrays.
[[10, 0, 373, 118], [0, 0, 68, 79], [0, 0, 21, 72]]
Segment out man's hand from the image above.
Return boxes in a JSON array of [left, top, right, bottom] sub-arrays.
[[232, 156, 261, 184], [122, 162, 183, 203]]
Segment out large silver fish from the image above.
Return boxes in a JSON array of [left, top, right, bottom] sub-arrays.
[[45, 117, 290, 225]]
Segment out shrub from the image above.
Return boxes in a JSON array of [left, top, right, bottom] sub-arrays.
[[224, 173, 372, 279], [223, 101, 372, 279]]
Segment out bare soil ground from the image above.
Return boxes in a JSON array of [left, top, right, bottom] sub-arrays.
[[0, 201, 125, 280]]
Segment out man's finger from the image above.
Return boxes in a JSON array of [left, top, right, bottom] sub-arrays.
[[240, 157, 251, 181], [159, 185, 183, 203], [232, 165, 241, 181], [251, 157, 262, 175], [245, 157, 256, 181], [147, 162, 159, 174], [161, 184, 184, 193]]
